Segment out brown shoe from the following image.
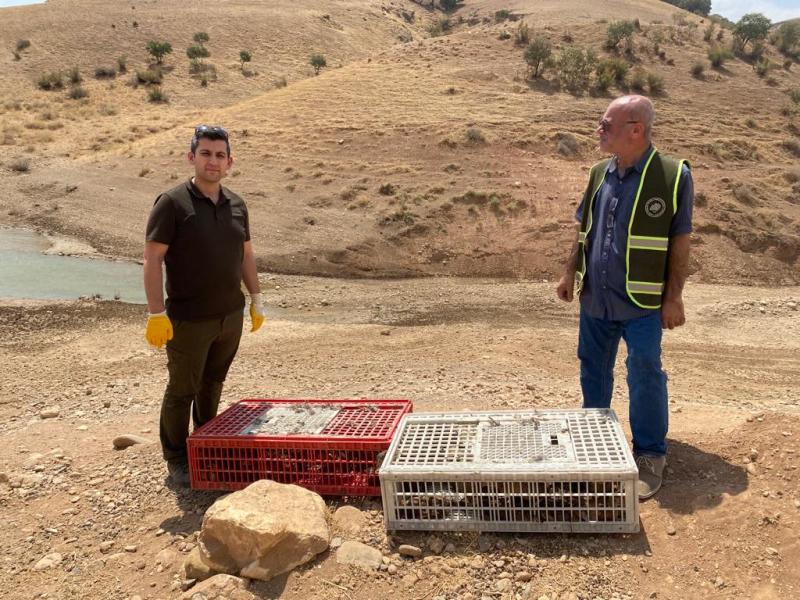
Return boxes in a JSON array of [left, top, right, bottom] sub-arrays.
[[636, 454, 666, 500]]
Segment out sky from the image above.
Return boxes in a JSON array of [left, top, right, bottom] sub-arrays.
[[0, 0, 799, 22]]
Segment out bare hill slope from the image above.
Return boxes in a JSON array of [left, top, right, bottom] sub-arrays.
[[1, 0, 799, 284]]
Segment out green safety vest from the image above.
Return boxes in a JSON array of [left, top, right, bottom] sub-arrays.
[[576, 147, 688, 309]]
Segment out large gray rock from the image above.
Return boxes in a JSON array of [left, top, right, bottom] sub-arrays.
[[179, 574, 254, 600], [198, 480, 329, 581], [336, 540, 383, 571]]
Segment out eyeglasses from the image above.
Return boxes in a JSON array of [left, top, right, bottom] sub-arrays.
[[194, 124, 228, 139], [598, 119, 639, 133]]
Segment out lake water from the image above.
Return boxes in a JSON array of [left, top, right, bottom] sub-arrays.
[[0, 228, 145, 303]]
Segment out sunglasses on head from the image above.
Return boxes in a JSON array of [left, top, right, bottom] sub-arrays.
[[194, 124, 229, 139]]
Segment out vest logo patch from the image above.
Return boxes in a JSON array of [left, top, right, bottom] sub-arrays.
[[644, 197, 666, 218]]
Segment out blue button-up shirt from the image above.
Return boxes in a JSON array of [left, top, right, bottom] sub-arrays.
[[575, 146, 694, 321]]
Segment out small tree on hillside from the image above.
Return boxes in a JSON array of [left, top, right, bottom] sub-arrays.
[[439, 0, 463, 11], [146, 40, 173, 65], [524, 36, 552, 78], [774, 22, 800, 58], [193, 32, 209, 46], [187, 44, 210, 64], [310, 53, 327, 75], [239, 50, 252, 72], [733, 13, 771, 54], [682, 0, 711, 16], [555, 46, 597, 94]]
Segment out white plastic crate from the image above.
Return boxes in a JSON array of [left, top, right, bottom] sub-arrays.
[[379, 409, 639, 533]]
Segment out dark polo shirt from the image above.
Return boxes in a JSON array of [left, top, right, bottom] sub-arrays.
[[146, 179, 250, 321]]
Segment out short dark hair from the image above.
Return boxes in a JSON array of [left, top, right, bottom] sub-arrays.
[[190, 125, 230, 155]]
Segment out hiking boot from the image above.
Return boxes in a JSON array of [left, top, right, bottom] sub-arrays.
[[167, 461, 191, 487], [636, 454, 666, 500]]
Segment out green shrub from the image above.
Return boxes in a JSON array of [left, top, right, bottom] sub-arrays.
[[146, 40, 173, 64], [782, 139, 800, 157], [439, 0, 463, 11], [555, 46, 597, 94], [310, 53, 327, 74], [67, 66, 82, 84], [10, 157, 30, 172], [147, 86, 168, 103], [628, 67, 646, 91], [117, 55, 127, 73], [428, 17, 451, 37], [606, 20, 635, 51], [596, 57, 629, 84], [274, 76, 288, 88], [495, 9, 511, 22], [193, 32, 209, 45], [524, 36, 551, 78], [754, 58, 770, 78], [703, 22, 715, 43], [708, 44, 732, 68], [514, 22, 530, 46], [68, 86, 88, 100], [774, 22, 800, 57], [646, 72, 664, 95], [37, 72, 63, 91], [186, 45, 210, 61], [789, 89, 800, 105], [691, 62, 705, 78], [239, 49, 252, 71], [16, 39, 30, 52], [95, 66, 116, 79]]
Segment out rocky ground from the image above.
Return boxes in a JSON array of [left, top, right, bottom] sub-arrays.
[[0, 277, 798, 600]]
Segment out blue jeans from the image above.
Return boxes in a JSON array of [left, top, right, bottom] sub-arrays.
[[578, 309, 668, 456]]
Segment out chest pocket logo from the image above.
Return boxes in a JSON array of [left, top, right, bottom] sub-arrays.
[[644, 197, 666, 218]]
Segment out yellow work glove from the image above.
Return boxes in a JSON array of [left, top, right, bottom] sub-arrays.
[[145, 311, 173, 348], [249, 293, 265, 333]]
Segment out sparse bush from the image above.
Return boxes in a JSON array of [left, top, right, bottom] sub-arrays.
[[10, 157, 30, 172], [274, 76, 288, 88], [732, 183, 758, 205], [439, 0, 463, 11], [37, 71, 63, 91], [556, 132, 580, 156], [12, 51, 21, 61], [789, 89, 800, 105], [16, 39, 30, 52], [782, 139, 800, 157], [703, 22, 716, 43], [310, 53, 327, 75], [117, 55, 127, 73], [524, 36, 551, 78], [186, 45, 210, 62], [95, 66, 116, 79], [193, 32, 209, 45], [754, 57, 770, 78], [646, 72, 664, 95], [629, 67, 647, 91], [774, 22, 800, 57], [146, 40, 173, 65], [498, 30, 511, 40], [67, 66, 82, 84], [147, 86, 168, 103], [596, 57, 629, 84], [594, 69, 614, 93], [428, 17, 452, 37], [495, 9, 511, 22], [200, 75, 209, 87], [465, 127, 486, 144], [514, 21, 530, 46], [239, 50, 252, 71], [379, 183, 396, 195], [606, 21, 635, 51], [708, 44, 732, 68], [691, 62, 705, 78], [68, 86, 88, 100], [136, 68, 162, 85], [555, 46, 597, 94]]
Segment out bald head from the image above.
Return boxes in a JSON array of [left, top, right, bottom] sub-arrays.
[[608, 95, 655, 140]]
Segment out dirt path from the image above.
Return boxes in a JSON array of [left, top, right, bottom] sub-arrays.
[[0, 278, 798, 599]]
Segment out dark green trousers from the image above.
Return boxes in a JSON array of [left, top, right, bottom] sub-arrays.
[[159, 309, 243, 464]]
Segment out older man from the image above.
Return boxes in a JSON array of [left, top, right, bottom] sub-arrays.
[[556, 95, 693, 500]]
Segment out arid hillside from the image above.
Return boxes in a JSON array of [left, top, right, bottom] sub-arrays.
[[2, 0, 799, 283]]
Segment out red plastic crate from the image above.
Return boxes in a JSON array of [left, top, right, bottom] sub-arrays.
[[187, 399, 412, 495]]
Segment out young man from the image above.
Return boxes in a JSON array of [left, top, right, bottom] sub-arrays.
[[556, 95, 693, 500], [143, 125, 265, 487]]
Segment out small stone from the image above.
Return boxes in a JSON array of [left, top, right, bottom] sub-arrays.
[[124, 545, 137, 553], [399, 544, 423, 558], [494, 579, 512, 593], [40, 407, 60, 419], [336, 540, 383, 571], [330, 537, 344, 549], [113, 434, 152, 450], [388, 564, 398, 575], [766, 547, 779, 555], [428, 536, 445, 555], [666, 523, 677, 536], [99, 541, 114, 553], [515, 571, 533, 582], [746, 463, 758, 475], [34, 553, 63, 570]]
